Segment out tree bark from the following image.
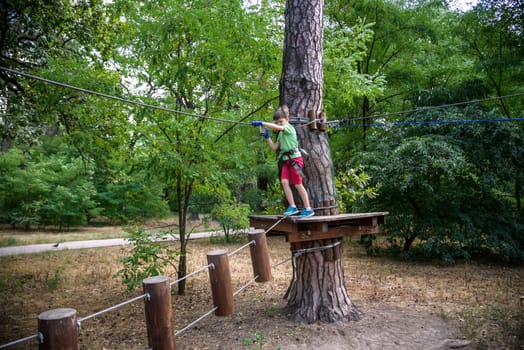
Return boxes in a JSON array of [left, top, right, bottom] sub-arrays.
[[286, 239, 362, 323], [279, 0, 361, 323]]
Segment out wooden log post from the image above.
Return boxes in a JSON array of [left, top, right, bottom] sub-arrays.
[[207, 249, 234, 316], [142, 276, 176, 350], [38, 308, 78, 350], [248, 230, 272, 282], [307, 110, 317, 130]]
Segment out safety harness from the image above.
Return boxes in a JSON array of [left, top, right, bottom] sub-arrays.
[[278, 148, 305, 178]]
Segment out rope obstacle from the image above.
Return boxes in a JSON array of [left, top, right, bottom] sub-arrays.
[[0, 211, 342, 350], [0, 66, 524, 350], [1, 65, 522, 132]]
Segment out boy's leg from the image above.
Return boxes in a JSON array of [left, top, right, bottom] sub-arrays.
[[281, 179, 295, 207], [295, 183, 315, 218], [295, 183, 311, 208], [281, 179, 299, 215]]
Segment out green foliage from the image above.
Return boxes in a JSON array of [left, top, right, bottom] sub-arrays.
[[115, 227, 180, 291], [96, 179, 170, 224], [0, 144, 99, 229], [324, 18, 386, 114], [211, 202, 251, 243], [45, 271, 62, 292], [335, 165, 379, 213], [240, 331, 265, 350], [0, 0, 122, 148], [1, 0, 522, 275], [357, 106, 524, 262]]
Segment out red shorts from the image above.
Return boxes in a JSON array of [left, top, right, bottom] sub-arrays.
[[281, 157, 304, 185]]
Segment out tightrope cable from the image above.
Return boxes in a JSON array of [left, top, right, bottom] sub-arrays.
[[3, 66, 523, 130], [0, 66, 250, 126], [334, 92, 524, 122], [328, 117, 524, 129]]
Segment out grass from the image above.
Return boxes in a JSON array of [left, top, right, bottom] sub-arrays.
[[0, 218, 221, 247], [0, 230, 127, 246], [0, 230, 523, 349]]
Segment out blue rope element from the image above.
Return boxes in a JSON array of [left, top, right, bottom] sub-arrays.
[[331, 117, 524, 129]]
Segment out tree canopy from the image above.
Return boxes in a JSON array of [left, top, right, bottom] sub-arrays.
[[1, 0, 522, 272]]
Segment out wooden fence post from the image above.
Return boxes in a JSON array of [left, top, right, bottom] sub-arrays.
[[248, 230, 272, 282], [207, 249, 234, 316], [38, 308, 78, 350], [143, 276, 176, 350]]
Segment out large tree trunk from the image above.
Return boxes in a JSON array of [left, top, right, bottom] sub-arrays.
[[279, 0, 361, 323], [286, 240, 362, 323]]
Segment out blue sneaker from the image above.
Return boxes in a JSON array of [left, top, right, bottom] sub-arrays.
[[299, 208, 315, 218], [284, 206, 299, 216]]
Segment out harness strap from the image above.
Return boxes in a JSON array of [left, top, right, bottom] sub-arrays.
[[278, 150, 304, 178]]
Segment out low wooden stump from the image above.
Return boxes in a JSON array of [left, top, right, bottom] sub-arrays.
[[38, 308, 78, 350]]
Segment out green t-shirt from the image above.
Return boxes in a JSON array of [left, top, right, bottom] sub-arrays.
[[277, 123, 300, 160]]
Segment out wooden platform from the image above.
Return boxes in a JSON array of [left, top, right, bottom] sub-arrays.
[[249, 212, 388, 243]]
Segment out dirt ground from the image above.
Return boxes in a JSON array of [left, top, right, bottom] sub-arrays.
[[0, 231, 523, 350]]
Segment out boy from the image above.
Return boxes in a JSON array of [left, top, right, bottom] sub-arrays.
[[252, 105, 314, 218]]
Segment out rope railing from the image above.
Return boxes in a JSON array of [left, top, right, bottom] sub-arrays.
[[2, 214, 339, 349], [77, 293, 149, 325], [292, 240, 342, 258], [174, 273, 261, 337], [0, 229, 275, 350], [170, 263, 215, 287], [174, 306, 219, 337], [272, 256, 293, 269], [228, 239, 256, 257], [233, 275, 260, 297], [0, 333, 42, 349]]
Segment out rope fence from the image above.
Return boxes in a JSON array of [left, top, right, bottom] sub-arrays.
[[0, 333, 42, 349], [77, 293, 149, 325], [170, 263, 214, 287], [0, 225, 299, 350]]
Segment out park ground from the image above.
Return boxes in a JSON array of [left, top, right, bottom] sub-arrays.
[[0, 222, 523, 349]]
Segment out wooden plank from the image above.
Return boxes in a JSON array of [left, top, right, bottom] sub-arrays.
[[248, 218, 298, 233], [249, 211, 387, 223], [286, 225, 380, 243], [249, 212, 388, 243], [287, 212, 388, 224]]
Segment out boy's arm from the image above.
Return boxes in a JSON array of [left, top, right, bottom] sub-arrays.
[[252, 121, 284, 132], [266, 136, 279, 152], [251, 121, 280, 151]]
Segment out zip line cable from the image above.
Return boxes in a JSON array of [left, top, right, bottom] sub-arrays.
[[2, 65, 523, 130], [328, 117, 524, 129], [0, 66, 251, 126], [336, 92, 524, 122]]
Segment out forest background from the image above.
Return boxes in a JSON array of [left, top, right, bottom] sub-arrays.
[[1, 0, 523, 270]]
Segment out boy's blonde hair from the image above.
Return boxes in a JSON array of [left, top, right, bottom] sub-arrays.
[[273, 105, 290, 121]]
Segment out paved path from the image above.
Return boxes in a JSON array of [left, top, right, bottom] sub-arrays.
[[0, 231, 222, 257]]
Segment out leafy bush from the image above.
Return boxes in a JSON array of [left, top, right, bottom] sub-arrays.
[[335, 164, 378, 213], [211, 202, 251, 243], [96, 180, 169, 224], [0, 146, 99, 229], [115, 227, 180, 291]]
